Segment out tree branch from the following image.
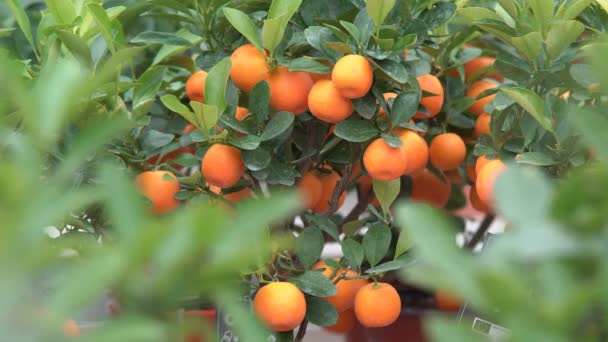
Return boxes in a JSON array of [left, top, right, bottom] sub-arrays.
[[465, 214, 495, 250]]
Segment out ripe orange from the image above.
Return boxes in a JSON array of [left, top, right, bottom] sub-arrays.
[[230, 44, 269, 92], [476, 159, 507, 206], [474, 113, 491, 137], [209, 185, 251, 204], [354, 282, 401, 328], [297, 171, 323, 210], [332, 54, 373, 99], [268, 66, 314, 114], [410, 169, 451, 208], [429, 133, 467, 171], [363, 138, 408, 181], [313, 260, 369, 312], [470, 184, 491, 213], [466, 163, 477, 182], [415, 74, 444, 119], [324, 309, 355, 334], [253, 282, 306, 332], [135, 171, 180, 214], [313, 168, 347, 213], [475, 154, 493, 176], [183, 124, 196, 134], [308, 80, 354, 123], [201, 144, 245, 188], [463, 56, 504, 82], [435, 290, 462, 312], [467, 80, 496, 116], [395, 128, 429, 175], [235, 106, 250, 121], [185, 70, 208, 103], [63, 319, 80, 337]]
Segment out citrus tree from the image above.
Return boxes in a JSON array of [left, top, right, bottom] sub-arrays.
[[2, 0, 608, 340]]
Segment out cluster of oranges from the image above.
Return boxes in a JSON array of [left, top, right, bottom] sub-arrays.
[[253, 259, 401, 334]]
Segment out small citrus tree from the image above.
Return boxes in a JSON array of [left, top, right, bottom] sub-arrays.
[[2, 0, 607, 340]]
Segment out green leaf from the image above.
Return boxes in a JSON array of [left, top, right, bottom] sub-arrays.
[[373, 178, 400, 215], [289, 271, 337, 297], [334, 119, 379, 142], [366, 259, 408, 274], [143, 129, 174, 150], [131, 31, 193, 46], [390, 90, 420, 126], [306, 214, 340, 241], [249, 81, 270, 125], [45, 0, 76, 24], [222, 7, 262, 50], [353, 93, 378, 119], [324, 41, 355, 54], [363, 223, 392, 267], [261, 112, 294, 141], [528, 0, 554, 37], [192, 102, 219, 133], [394, 34, 417, 53], [342, 219, 366, 238], [457, 7, 505, 23], [420, 2, 456, 28], [305, 296, 338, 326], [380, 133, 402, 148], [500, 87, 553, 132], [160, 95, 198, 129], [172, 153, 199, 167], [366, 0, 396, 31], [340, 20, 361, 42], [570, 64, 597, 89], [204, 57, 232, 113], [555, 0, 592, 20], [251, 159, 298, 185], [288, 58, 332, 73], [55, 30, 92, 68], [230, 135, 262, 150], [88, 3, 117, 53], [515, 152, 557, 166], [341, 238, 364, 270], [152, 29, 202, 65], [296, 227, 324, 269], [394, 227, 413, 258], [511, 32, 543, 60], [262, 0, 303, 54], [546, 20, 584, 60], [568, 106, 608, 161], [133, 66, 165, 109], [375, 59, 408, 83], [242, 148, 272, 171], [6, 0, 36, 54]]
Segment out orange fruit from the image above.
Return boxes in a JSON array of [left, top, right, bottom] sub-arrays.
[[324, 309, 355, 334], [395, 128, 429, 175], [467, 80, 496, 116], [230, 44, 269, 92], [435, 290, 462, 312], [475, 155, 493, 176], [308, 80, 354, 123], [415, 74, 444, 119], [297, 171, 323, 210], [463, 56, 504, 82], [235, 106, 250, 121], [354, 282, 401, 328], [63, 319, 80, 337], [476, 159, 507, 206], [268, 66, 314, 114], [363, 138, 408, 181], [253, 282, 306, 332], [135, 171, 180, 214], [410, 169, 451, 208], [474, 113, 491, 137], [309, 71, 332, 82], [185, 70, 208, 103], [445, 169, 464, 183], [429, 133, 467, 171], [332, 54, 373, 99], [313, 168, 347, 213], [466, 163, 477, 182], [209, 185, 251, 204], [313, 260, 369, 312], [470, 184, 491, 213], [201, 144, 245, 188]]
